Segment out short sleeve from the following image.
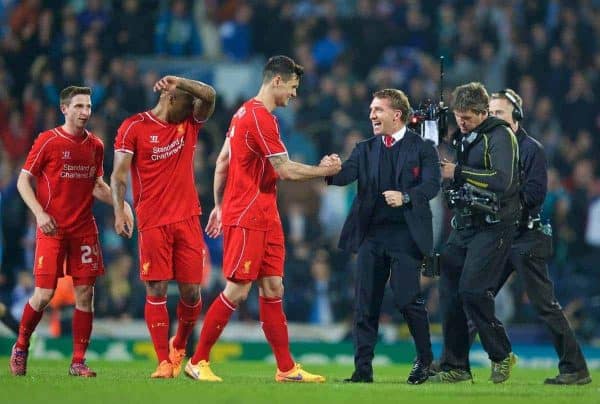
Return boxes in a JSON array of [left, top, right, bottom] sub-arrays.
[[114, 118, 139, 155], [22, 133, 51, 177], [250, 108, 287, 157]]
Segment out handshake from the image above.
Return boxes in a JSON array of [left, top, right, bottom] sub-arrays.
[[319, 154, 342, 176]]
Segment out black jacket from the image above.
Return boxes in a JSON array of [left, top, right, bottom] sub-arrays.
[[515, 126, 547, 220], [452, 116, 521, 219], [328, 130, 440, 254]]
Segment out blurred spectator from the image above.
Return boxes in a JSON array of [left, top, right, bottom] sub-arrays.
[[81, 61, 107, 106], [565, 159, 595, 261], [116, 60, 147, 114], [562, 71, 596, 135], [542, 47, 570, 103], [8, 0, 41, 43], [50, 15, 80, 63], [0, 105, 35, 164], [10, 271, 34, 320], [219, 3, 252, 61], [318, 129, 361, 241], [251, 0, 292, 58], [308, 249, 333, 325], [77, 0, 110, 33], [155, 0, 203, 56], [47, 276, 76, 337], [312, 26, 346, 71], [0, 1, 19, 38], [109, 0, 155, 55], [96, 253, 141, 319], [60, 56, 82, 89]]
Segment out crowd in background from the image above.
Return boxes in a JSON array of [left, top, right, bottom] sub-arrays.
[[0, 0, 599, 342]]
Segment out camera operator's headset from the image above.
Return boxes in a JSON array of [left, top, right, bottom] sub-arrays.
[[498, 89, 523, 122]]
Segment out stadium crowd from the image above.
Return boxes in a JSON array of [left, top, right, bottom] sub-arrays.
[[0, 0, 599, 342]]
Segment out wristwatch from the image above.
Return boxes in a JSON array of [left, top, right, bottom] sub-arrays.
[[402, 193, 411, 204]]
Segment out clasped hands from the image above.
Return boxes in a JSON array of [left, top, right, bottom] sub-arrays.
[[319, 154, 342, 175]]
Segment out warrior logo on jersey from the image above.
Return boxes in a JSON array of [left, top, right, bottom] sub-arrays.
[[62, 150, 71, 159], [149, 135, 159, 143]]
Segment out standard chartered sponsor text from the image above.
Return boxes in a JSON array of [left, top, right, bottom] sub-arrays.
[[60, 163, 93, 179], [151, 137, 185, 161]]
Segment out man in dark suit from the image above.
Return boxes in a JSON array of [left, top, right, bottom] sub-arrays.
[[327, 89, 441, 384]]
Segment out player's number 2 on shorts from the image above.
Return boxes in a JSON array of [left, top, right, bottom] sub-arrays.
[[81, 245, 93, 264]]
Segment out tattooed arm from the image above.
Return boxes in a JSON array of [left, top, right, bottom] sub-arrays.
[[268, 153, 341, 181], [153, 75, 216, 121]]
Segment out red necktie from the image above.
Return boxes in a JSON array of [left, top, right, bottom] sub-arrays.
[[383, 135, 394, 148]]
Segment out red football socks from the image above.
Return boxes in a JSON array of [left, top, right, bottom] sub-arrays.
[[259, 296, 294, 372], [191, 293, 236, 364], [145, 296, 170, 363], [16, 302, 43, 350], [72, 308, 93, 364], [172, 298, 202, 349]]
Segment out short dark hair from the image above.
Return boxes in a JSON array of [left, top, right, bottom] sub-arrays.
[[372, 88, 412, 123], [59, 86, 91, 106], [262, 55, 304, 83], [452, 82, 489, 114]]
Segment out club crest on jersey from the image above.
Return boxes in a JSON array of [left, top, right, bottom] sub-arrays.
[[149, 135, 159, 143], [62, 150, 71, 159], [243, 260, 252, 274], [142, 261, 150, 276], [177, 124, 185, 134]]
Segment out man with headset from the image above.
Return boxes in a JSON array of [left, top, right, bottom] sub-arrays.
[[488, 89, 591, 385]]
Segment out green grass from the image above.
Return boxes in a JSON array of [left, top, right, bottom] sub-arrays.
[[1, 359, 599, 404]]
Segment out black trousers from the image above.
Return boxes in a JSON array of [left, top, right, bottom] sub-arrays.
[[439, 221, 516, 371], [353, 225, 433, 377], [494, 228, 588, 373]]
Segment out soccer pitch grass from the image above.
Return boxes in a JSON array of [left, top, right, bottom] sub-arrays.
[[1, 360, 598, 404]]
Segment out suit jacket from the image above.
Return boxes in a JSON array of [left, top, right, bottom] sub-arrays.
[[328, 130, 441, 254]]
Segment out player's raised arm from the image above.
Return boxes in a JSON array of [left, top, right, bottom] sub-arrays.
[[110, 151, 134, 238], [268, 153, 341, 181], [153, 75, 216, 122]]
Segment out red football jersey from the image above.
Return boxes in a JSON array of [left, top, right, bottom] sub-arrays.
[[221, 99, 287, 231], [22, 127, 104, 238], [114, 111, 204, 230]]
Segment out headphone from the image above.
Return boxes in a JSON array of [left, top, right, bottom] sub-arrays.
[[498, 89, 523, 122]]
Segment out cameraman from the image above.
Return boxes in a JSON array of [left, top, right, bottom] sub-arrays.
[[488, 89, 590, 385], [431, 82, 520, 384]]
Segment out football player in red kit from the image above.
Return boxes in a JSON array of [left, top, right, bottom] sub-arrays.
[[185, 56, 341, 383], [111, 75, 215, 378], [10, 86, 134, 377]]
